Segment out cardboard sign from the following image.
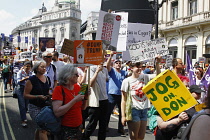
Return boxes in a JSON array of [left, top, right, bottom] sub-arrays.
[[129, 38, 169, 62], [74, 40, 103, 65], [142, 70, 198, 121], [96, 10, 121, 51], [60, 39, 74, 56]]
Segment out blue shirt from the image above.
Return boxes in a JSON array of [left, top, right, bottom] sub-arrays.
[[108, 68, 127, 95], [17, 69, 32, 86]]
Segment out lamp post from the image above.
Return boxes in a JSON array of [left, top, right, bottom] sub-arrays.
[[148, 0, 166, 39], [17, 29, 20, 50]]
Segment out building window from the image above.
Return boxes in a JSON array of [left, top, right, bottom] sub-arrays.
[[189, 0, 197, 15], [44, 30, 49, 37], [60, 28, 65, 42], [171, 1, 178, 20], [52, 29, 56, 38]]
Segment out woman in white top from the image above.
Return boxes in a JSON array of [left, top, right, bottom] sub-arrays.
[[121, 57, 161, 140]]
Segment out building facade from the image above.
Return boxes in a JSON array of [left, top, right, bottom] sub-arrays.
[[11, 0, 81, 52], [158, 0, 210, 64]]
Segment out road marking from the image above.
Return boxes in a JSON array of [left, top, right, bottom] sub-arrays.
[[111, 114, 119, 120], [0, 81, 9, 140], [0, 81, 16, 140]]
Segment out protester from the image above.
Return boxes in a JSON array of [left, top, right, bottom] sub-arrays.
[[188, 85, 210, 140], [106, 51, 128, 135], [195, 68, 203, 85], [17, 61, 32, 127], [0, 58, 10, 92], [83, 63, 109, 140], [121, 57, 161, 140], [9, 58, 14, 90], [52, 64, 88, 140], [52, 51, 65, 78], [42, 51, 57, 94], [24, 60, 51, 140]]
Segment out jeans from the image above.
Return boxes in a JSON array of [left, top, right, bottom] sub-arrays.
[[106, 94, 123, 130], [83, 100, 108, 140], [17, 85, 29, 121], [2, 72, 9, 90]]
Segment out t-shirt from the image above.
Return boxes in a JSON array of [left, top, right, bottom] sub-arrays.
[[52, 61, 65, 77], [121, 74, 151, 110], [52, 85, 82, 127], [45, 64, 57, 94], [108, 68, 127, 95]]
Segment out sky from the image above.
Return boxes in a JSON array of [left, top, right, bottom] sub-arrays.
[[0, 0, 101, 36]]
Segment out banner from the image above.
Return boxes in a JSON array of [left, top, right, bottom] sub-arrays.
[[17, 36, 21, 42], [1, 33, 5, 41], [25, 37, 28, 43], [142, 70, 198, 121], [60, 39, 74, 56], [129, 38, 168, 62], [19, 52, 32, 61], [74, 40, 103, 65], [3, 46, 12, 56], [96, 10, 121, 51], [186, 52, 196, 86], [32, 37, 35, 44], [200, 66, 210, 91], [39, 37, 55, 52], [9, 35, 13, 42]]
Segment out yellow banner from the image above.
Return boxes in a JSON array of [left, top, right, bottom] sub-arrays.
[[142, 70, 198, 121]]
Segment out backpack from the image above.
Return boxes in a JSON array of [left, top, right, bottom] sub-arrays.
[[35, 88, 65, 134], [171, 111, 210, 140]]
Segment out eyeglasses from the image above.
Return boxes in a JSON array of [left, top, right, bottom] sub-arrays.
[[75, 73, 79, 77], [44, 56, 52, 58]]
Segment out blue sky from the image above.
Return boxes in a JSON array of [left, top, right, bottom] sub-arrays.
[[0, 0, 101, 35]]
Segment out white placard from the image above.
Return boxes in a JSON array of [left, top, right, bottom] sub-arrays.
[[19, 52, 32, 61], [129, 38, 169, 62], [116, 12, 128, 51], [96, 10, 121, 51], [166, 55, 173, 68]]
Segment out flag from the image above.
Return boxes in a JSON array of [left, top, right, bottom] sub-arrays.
[[1, 33, 5, 41], [25, 37, 28, 43], [9, 35, 13, 42], [32, 37, 35, 44], [17, 36, 21, 42], [186, 52, 196, 86], [200, 66, 210, 91]]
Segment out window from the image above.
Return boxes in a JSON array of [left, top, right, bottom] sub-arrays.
[[60, 28, 65, 42], [44, 30, 49, 37], [189, 0, 197, 15], [52, 29, 56, 38], [171, 1, 178, 20]]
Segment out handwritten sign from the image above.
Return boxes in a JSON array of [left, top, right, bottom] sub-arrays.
[[19, 52, 32, 61], [96, 10, 121, 51], [142, 70, 198, 121], [129, 38, 169, 62], [74, 40, 103, 65], [3, 46, 12, 56], [61, 39, 74, 56]]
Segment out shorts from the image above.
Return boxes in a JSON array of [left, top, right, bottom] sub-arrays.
[[131, 108, 148, 122], [61, 125, 83, 140]]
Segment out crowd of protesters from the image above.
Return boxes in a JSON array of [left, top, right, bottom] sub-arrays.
[[0, 52, 210, 140]]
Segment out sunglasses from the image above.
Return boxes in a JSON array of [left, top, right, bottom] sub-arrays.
[[44, 56, 52, 58], [75, 73, 79, 77]]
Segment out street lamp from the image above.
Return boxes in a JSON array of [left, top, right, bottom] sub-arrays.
[[148, 0, 166, 39]]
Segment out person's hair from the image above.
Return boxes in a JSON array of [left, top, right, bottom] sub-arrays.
[[32, 60, 46, 74], [24, 61, 32, 66], [197, 68, 204, 77], [172, 58, 182, 68], [42, 51, 52, 58], [130, 62, 143, 68], [58, 64, 76, 86], [53, 51, 59, 58]]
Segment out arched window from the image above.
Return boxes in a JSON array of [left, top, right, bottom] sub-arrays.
[[44, 29, 49, 37], [185, 36, 197, 62], [168, 38, 178, 58]]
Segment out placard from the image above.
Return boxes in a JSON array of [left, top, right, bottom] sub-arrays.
[[60, 39, 74, 56], [39, 37, 55, 52], [129, 38, 169, 62], [19, 52, 32, 61], [142, 70, 198, 121], [74, 40, 103, 65]]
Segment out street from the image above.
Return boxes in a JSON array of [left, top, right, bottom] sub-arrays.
[[0, 80, 154, 140]]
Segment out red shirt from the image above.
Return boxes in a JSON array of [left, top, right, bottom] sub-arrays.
[[52, 84, 82, 127]]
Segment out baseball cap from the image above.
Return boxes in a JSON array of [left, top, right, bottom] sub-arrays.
[[114, 59, 121, 63], [189, 85, 204, 93]]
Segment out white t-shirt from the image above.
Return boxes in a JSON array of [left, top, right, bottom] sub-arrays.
[[52, 61, 65, 77], [121, 74, 151, 110]]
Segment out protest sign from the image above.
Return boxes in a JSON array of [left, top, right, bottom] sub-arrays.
[[96, 10, 121, 51], [19, 52, 32, 61], [3, 46, 12, 56], [142, 70, 198, 121], [115, 12, 128, 51], [39, 37, 55, 52], [60, 39, 74, 56], [166, 55, 173, 68], [74, 40, 103, 65], [122, 23, 152, 61], [129, 38, 169, 62], [198, 57, 205, 63]]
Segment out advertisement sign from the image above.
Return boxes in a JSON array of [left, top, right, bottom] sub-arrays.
[[74, 40, 103, 65], [129, 38, 168, 62], [60, 39, 74, 56], [96, 10, 121, 51], [39, 37, 55, 52], [142, 70, 198, 121]]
